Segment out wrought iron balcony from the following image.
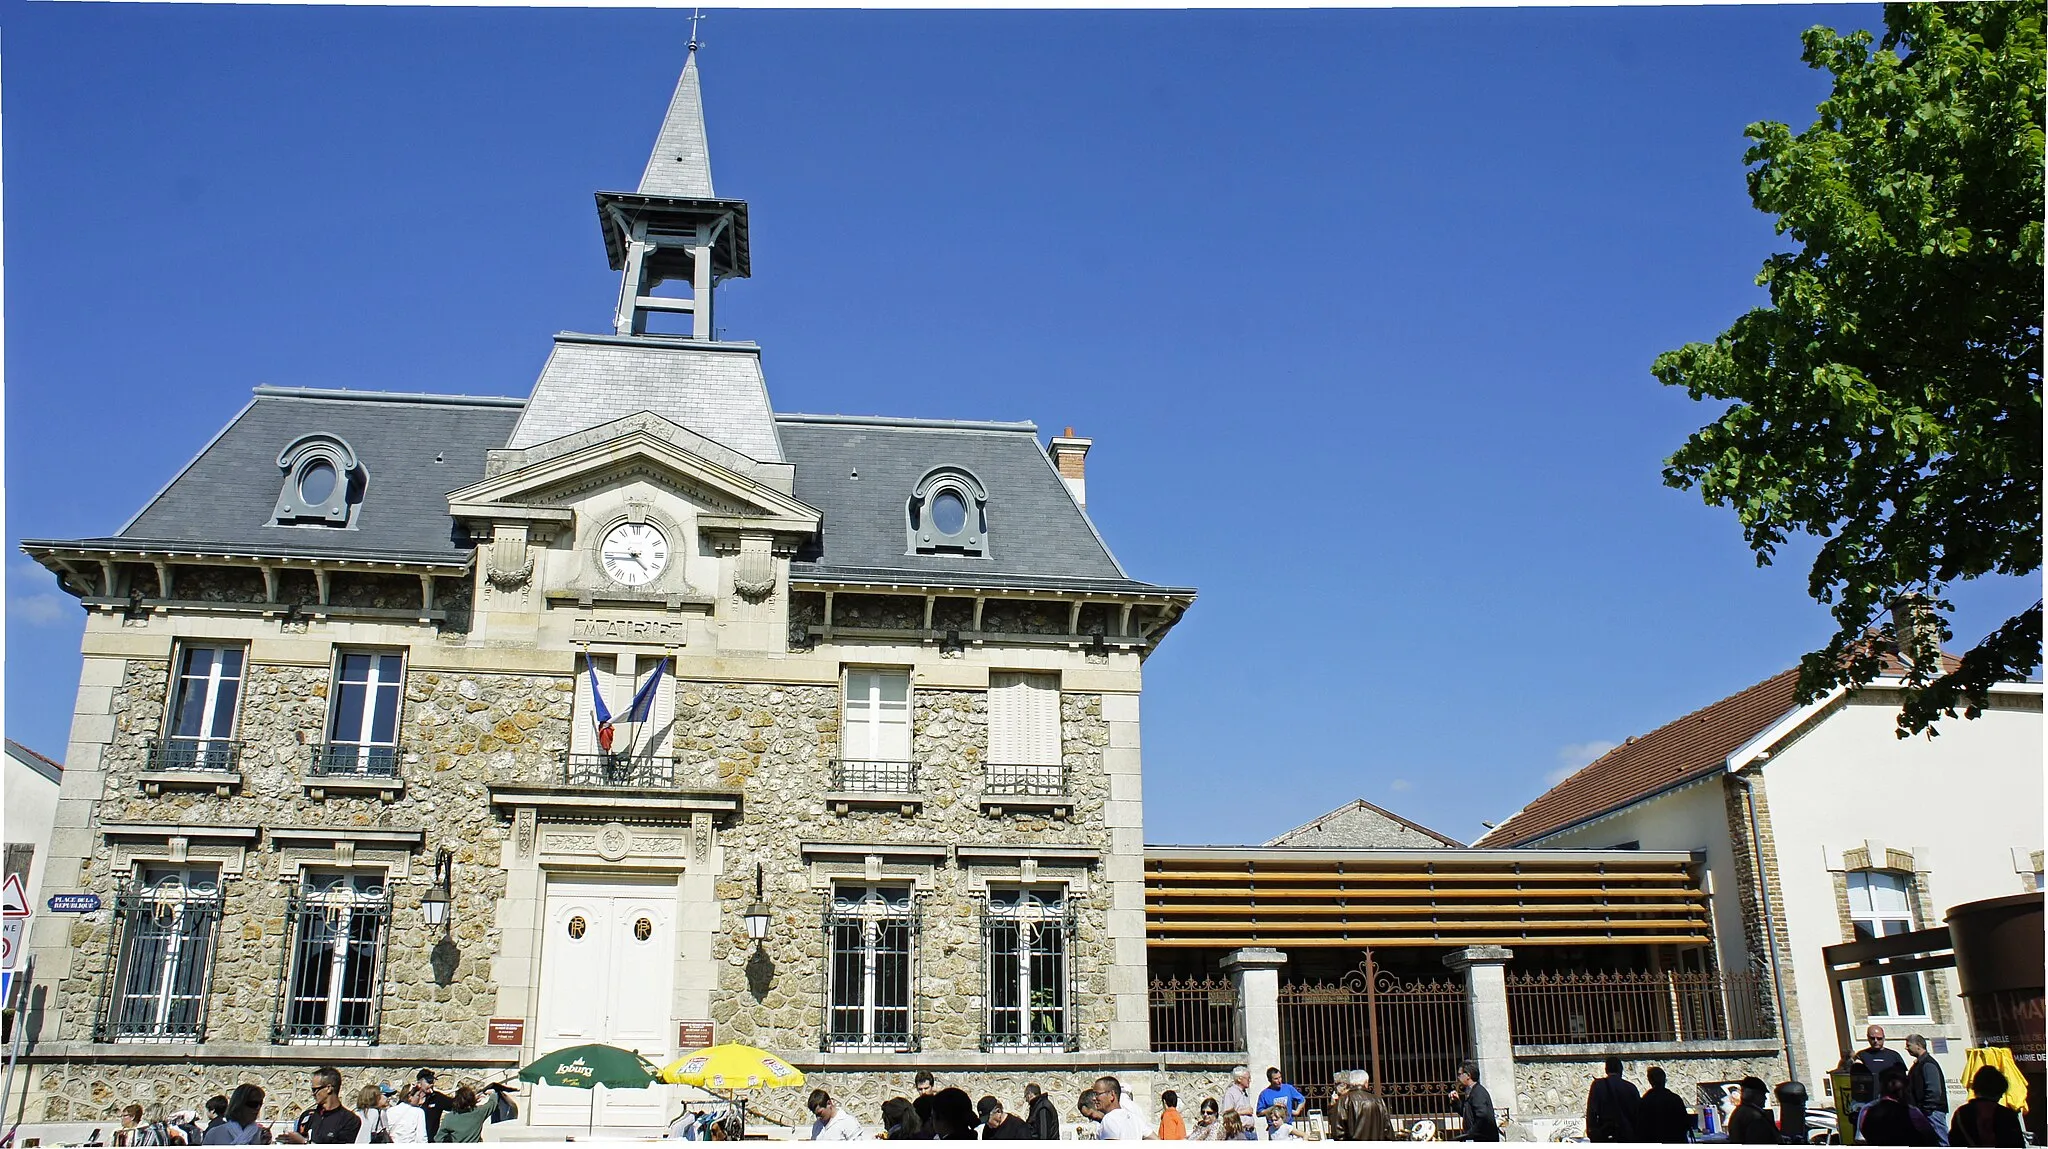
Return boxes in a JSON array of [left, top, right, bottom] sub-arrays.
[[981, 1028, 1079, 1052], [561, 752, 675, 788], [830, 758, 919, 793], [307, 743, 402, 778], [145, 738, 243, 773], [983, 762, 1068, 797]]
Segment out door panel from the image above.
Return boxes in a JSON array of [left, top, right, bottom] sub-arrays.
[[534, 878, 677, 1129]]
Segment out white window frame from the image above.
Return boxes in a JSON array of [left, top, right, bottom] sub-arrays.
[[280, 871, 390, 1044], [107, 866, 223, 1042], [982, 885, 1072, 1049], [825, 885, 917, 1051], [325, 649, 405, 773], [1848, 870, 1931, 1021], [167, 644, 245, 745]]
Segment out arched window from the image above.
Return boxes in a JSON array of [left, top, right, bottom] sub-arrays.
[[906, 467, 989, 556], [273, 434, 366, 527]]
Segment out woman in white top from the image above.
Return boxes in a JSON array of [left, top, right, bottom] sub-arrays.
[[352, 1087, 388, 1144], [382, 1084, 430, 1144]]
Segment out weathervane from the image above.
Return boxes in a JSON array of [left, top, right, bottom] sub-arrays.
[[689, 8, 705, 53]]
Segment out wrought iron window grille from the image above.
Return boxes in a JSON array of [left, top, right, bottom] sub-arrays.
[[821, 889, 922, 1053], [983, 762, 1068, 798], [980, 892, 1077, 1052], [273, 880, 391, 1045], [146, 737, 243, 773], [560, 752, 676, 788], [307, 743, 402, 778], [1147, 974, 1243, 1053], [94, 877, 225, 1044], [829, 758, 919, 793]]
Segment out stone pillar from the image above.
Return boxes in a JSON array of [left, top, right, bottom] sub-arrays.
[[1224, 947, 1289, 1077], [1444, 946, 1516, 1120]]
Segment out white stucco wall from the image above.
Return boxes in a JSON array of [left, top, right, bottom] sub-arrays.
[[3, 747, 63, 907], [1535, 778, 1751, 980], [1760, 686, 2043, 1090]]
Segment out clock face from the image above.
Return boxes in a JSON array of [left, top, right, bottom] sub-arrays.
[[599, 521, 669, 587]]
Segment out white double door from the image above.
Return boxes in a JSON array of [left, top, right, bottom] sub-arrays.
[[534, 877, 677, 1129]]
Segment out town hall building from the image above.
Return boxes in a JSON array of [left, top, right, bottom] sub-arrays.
[[19, 47, 1194, 1133]]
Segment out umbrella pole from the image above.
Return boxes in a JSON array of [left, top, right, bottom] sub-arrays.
[[590, 1082, 599, 1139]]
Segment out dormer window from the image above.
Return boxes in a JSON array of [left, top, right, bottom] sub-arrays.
[[274, 434, 365, 527], [907, 467, 988, 556]]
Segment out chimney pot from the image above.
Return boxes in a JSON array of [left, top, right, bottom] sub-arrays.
[[1049, 429, 1092, 509]]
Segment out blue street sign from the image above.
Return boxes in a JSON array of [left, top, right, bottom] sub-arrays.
[[1, 969, 13, 1009], [46, 894, 100, 913]]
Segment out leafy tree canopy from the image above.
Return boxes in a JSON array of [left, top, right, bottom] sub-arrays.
[[1654, 1, 2044, 735]]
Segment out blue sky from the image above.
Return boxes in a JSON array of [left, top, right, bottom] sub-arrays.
[[4, 4, 2034, 846]]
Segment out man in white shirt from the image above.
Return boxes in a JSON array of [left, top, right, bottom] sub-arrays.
[[1094, 1077, 1149, 1131], [807, 1090, 863, 1141], [1082, 1088, 1146, 1141], [1222, 1067, 1258, 1123], [382, 1084, 429, 1145]]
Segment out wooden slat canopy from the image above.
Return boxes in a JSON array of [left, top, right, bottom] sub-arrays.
[[1145, 846, 1713, 949]]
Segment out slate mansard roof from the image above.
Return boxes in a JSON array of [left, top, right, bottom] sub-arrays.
[[778, 414, 1185, 595], [30, 387, 1185, 596], [30, 387, 523, 565]]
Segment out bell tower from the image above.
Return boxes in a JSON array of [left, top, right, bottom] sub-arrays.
[[596, 44, 750, 340]]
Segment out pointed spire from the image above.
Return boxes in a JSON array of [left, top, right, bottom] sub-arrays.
[[638, 49, 716, 198]]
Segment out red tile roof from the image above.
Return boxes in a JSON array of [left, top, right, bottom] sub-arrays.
[[1475, 668, 1806, 847]]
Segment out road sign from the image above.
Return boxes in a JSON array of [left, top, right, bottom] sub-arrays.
[[0, 970, 12, 1010], [45, 894, 100, 914], [0, 921, 20, 971], [0, 876, 27, 920]]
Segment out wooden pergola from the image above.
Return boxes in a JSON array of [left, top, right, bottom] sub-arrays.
[[1144, 846, 1714, 949]]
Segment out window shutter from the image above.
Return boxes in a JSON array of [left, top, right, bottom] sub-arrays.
[[991, 673, 1060, 766], [644, 656, 676, 757]]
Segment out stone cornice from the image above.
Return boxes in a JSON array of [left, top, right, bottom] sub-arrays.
[[488, 781, 742, 821]]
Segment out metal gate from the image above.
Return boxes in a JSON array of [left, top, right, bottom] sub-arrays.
[[1277, 950, 1470, 1127]]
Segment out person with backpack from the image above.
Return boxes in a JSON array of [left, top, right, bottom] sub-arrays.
[[351, 1086, 390, 1144], [1585, 1057, 1641, 1143]]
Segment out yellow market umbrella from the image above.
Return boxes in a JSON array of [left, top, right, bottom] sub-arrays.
[[660, 1043, 806, 1090]]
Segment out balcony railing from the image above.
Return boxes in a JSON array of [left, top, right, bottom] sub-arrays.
[[307, 744, 402, 778], [1505, 968, 1773, 1044], [561, 752, 675, 788], [984, 762, 1067, 797], [831, 758, 919, 793], [1148, 975, 1243, 1053], [146, 738, 243, 773]]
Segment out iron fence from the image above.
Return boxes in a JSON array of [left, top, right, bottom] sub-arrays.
[[145, 737, 243, 773], [1278, 956, 1470, 1129], [95, 879, 224, 1043], [273, 884, 391, 1045], [1504, 968, 1773, 1044], [1148, 975, 1243, 1053], [307, 743, 402, 778], [830, 758, 919, 793], [561, 752, 676, 788], [984, 762, 1068, 797]]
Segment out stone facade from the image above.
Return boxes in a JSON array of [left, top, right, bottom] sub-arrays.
[[1719, 772, 1809, 1074], [1510, 1046, 1788, 1126]]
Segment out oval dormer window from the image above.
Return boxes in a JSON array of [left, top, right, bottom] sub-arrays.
[[932, 489, 968, 535], [299, 459, 338, 506], [273, 433, 366, 528], [906, 466, 989, 557]]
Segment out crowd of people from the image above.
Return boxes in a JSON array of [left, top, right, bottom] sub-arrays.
[[87, 1068, 517, 1146], [1576, 1026, 2026, 1147], [799, 1064, 1503, 1141]]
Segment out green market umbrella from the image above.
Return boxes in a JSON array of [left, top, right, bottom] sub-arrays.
[[518, 1043, 662, 1135]]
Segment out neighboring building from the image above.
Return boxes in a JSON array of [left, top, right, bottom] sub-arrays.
[[1476, 657, 2045, 1102], [17, 49, 1195, 1132], [1264, 798, 1463, 848], [4, 741, 63, 911]]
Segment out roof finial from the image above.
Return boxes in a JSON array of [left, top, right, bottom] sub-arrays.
[[689, 8, 704, 53]]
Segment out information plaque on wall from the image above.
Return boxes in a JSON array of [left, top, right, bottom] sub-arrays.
[[678, 1021, 715, 1049], [486, 1018, 526, 1046]]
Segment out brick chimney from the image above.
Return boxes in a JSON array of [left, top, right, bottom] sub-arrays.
[[1049, 427, 1092, 508], [1889, 593, 1944, 675]]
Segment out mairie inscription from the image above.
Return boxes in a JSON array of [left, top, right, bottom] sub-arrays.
[[573, 617, 688, 643]]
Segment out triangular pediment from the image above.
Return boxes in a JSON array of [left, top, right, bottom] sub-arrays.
[[449, 415, 819, 537]]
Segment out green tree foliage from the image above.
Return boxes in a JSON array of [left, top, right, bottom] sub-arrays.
[[1654, 2, 2044, 735]]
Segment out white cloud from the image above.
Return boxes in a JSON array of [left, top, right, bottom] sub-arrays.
[[1389, 778, 1413, 793], [1548, 739, 1619, 785]]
